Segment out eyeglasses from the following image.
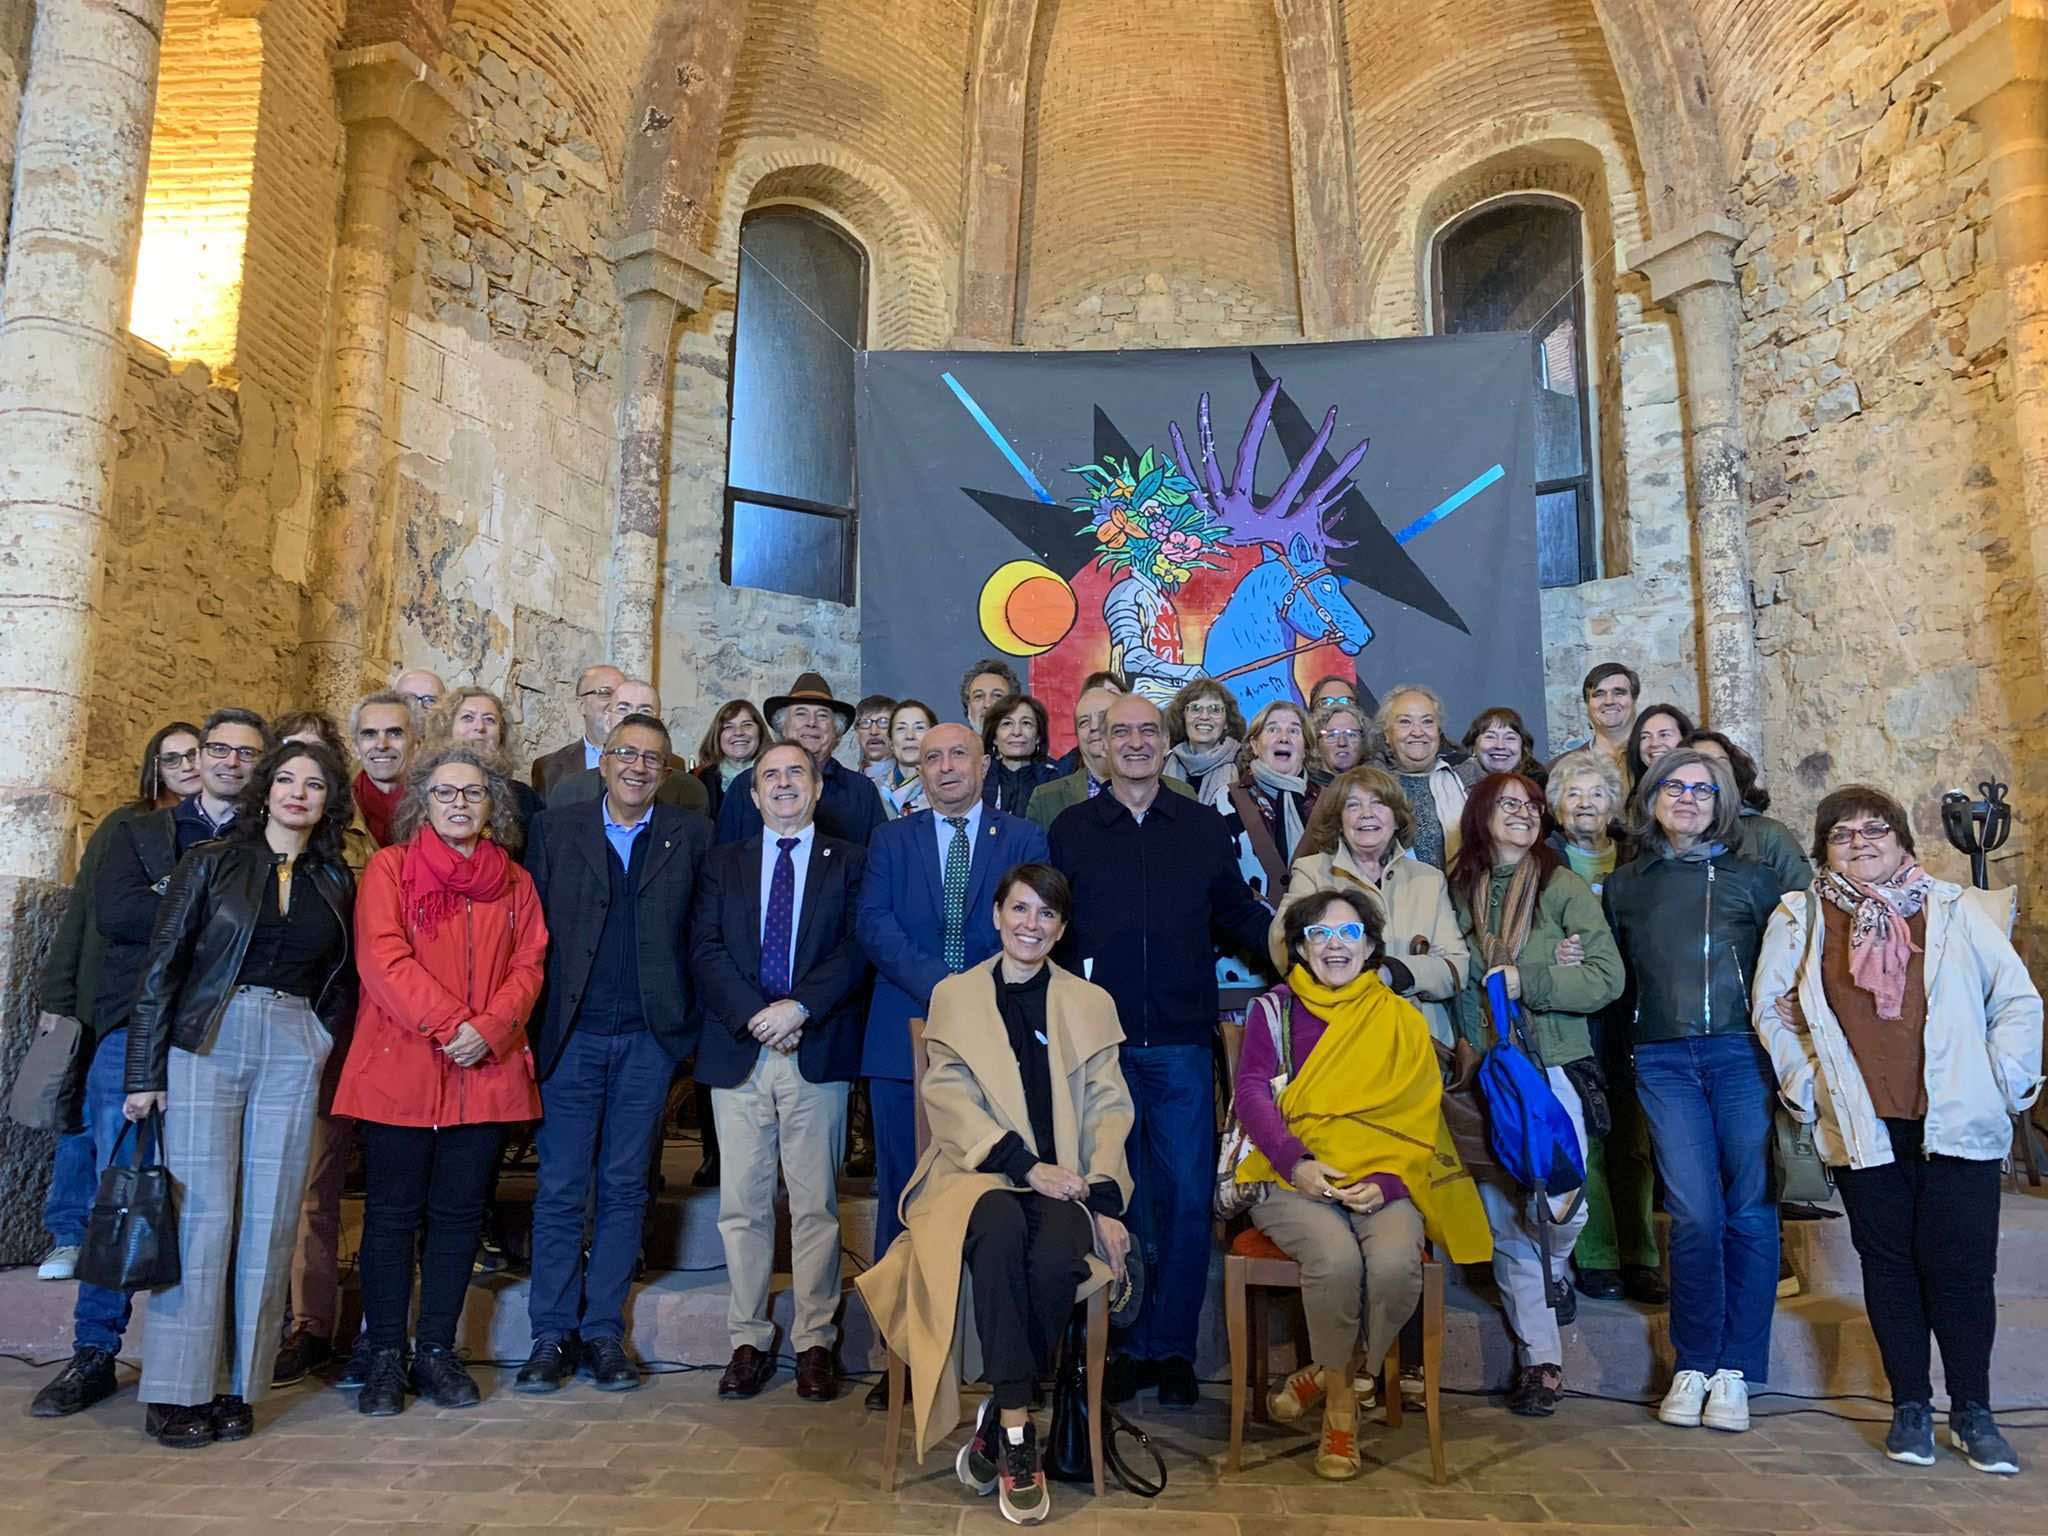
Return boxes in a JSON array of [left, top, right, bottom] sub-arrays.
[[158, 748, 200, 769], [1826, 821, 1895, 847], [577, 686, 616, 702], [203, 743, 262, 763], [1185, 701, 1227, 717], [855, 715, 891, 730], [1320, 728, 1363, 743], [1658, 779, 1720, 802], [1495, 797, 1538, 815], [603, 747, 668, 770], [1304, 922, 1366, 944], [427, 784, 488, 805], [1318, 694, 1357, 707]]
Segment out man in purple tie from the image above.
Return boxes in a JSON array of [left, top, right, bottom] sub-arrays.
[[691, 743, 871, 1403]]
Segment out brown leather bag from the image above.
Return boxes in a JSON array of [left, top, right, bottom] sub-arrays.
[[1436, 1036, 1509, 1187]]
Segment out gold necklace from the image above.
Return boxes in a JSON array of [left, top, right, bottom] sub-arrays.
[[276, 852, 295, 914]]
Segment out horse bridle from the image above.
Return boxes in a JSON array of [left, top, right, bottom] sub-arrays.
[[1269, 542, 1345, 644]]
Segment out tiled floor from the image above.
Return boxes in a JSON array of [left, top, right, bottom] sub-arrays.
[[1, 1355, 2040, 1535]]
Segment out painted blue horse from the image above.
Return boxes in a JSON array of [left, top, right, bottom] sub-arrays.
[[1201, 532, 1372, 715]]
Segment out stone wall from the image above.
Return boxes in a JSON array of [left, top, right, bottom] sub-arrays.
[[1731, 4, 2042, 933], [383, 24, 626, 767], [1019, 273, 1301, 351]]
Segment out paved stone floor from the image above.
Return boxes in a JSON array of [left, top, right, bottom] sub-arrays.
[[1, 1356, 2042, 1535]]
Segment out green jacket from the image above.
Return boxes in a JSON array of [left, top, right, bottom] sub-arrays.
[[1025, 768, 1194, 833], [1738, 809, 1812, 893], [1450, 861, 1624, 1067]]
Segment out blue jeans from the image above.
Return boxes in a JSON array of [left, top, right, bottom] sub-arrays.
[[73, 1028, 135, 1354], [869, 1077, 916, 1260], [1117, 1043, 1214, 1363], [1633, 1033, 1779, 1381], [528, 1028, 673, 1343], [43, 1123, 98, 1247]]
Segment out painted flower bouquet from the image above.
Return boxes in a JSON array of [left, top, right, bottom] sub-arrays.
[[1069, 446, 1230, 590]]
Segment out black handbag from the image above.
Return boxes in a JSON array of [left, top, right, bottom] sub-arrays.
[[1044, 1307, 1167, 1496], [76, 1110, 180, 1292]]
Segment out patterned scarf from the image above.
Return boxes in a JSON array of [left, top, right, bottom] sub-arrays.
[[399, 825, 511, 942], [1472, 857, 1542, 972], [1248, 759, 1310, 859], [1816, 859, 1934, 1020]]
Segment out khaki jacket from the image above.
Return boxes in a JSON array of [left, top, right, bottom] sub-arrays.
[[1269, 844, 1469, 1044], [854, 958, 1134, 1461]]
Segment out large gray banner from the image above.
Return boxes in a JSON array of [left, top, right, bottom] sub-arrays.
[[856, 336, 1541, 755]]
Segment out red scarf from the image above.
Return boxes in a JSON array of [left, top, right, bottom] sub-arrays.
[[354, 771, 405, 848], [399, 826, 511, 941]]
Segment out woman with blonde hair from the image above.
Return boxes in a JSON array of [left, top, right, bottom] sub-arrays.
[[424, 686, 543, 845]]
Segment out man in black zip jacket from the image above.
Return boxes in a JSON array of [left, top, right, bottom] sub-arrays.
[[30, 707, 271, 1421], [1048, 693, 1270, 1410]]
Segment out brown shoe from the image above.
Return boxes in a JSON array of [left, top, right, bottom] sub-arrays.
[[717, 1345, 775, 1399], [794, 1346, 838, 1402]]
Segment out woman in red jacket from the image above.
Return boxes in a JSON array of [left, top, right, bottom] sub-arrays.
[[334, 745, 546, 1417]]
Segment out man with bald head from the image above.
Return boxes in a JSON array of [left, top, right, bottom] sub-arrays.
[[545, 677, 706, 815], [1027, 682, 1192, 833], [531, 663, 627, 797], [854, 721, 1049, 1397], [393, 668, 446, 719], [1048, 692, 1270, 1410]]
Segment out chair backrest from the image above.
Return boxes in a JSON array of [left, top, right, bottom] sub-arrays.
[[909, 1016, 931, 1161]]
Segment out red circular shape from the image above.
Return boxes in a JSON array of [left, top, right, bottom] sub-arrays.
[[1007, 575, 1077, 648]]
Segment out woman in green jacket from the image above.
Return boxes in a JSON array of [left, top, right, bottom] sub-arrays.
[[1447, 772, 1624, 1417]]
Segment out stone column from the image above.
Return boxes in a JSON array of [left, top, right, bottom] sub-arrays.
[[1631, 215, 1766, 758], [605, 230, 718, 679], [300, 44, 459, 722], [1273, 0, 1364, 337], [956, 0, 1038, 345], [1933, 3, 2048, 677], [0, 0, 166, 882]]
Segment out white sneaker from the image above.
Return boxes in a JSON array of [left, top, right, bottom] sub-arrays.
[[1702, 1369, 1750, 1432], [37, 1244, 79, 1281], [1657, 1369, 1709, 1426]]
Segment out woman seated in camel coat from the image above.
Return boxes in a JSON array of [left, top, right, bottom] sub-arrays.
[[856, 862, 1134, 1528]]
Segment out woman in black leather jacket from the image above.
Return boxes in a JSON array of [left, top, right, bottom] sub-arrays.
[[1602, 747, 1784, 1437], [122, 739, 356, 1450]]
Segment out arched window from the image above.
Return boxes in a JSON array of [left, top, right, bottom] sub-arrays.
[[1432, 197, 1597, 588], [722, 208, 868, 605]]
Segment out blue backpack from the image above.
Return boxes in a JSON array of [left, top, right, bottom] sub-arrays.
[[1475, 970, 1586, 1197]]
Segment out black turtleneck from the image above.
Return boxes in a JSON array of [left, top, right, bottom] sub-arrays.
[[976, 964, 1123, 1217]]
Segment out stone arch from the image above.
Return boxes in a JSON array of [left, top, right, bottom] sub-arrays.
[[708, 140, 954, 348], [1381, 128, 1649, 581], [1586, 0, 1731, 233]]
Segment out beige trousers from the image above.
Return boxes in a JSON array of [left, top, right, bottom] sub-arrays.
[[711, 1049, 849, 1354], [1251, 1185, 1425, 1372]]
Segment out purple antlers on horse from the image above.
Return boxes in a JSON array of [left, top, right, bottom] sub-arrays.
[[1168, 378, 1369, 560]]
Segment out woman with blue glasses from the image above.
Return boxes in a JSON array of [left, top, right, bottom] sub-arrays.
[[1602, 747, 1785, 1436]]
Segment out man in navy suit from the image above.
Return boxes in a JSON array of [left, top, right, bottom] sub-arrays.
[[514, 713, 713, 1395], [853, 723, 1048, 1407], [692, 742, 870, 1404]]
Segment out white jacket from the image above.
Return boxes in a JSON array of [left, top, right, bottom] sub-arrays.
[[1750, 881, 2044, 1168]]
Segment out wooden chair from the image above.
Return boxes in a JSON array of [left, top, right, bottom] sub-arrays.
[[1224, 1226, 1448, 1484], [877, 1017, 1110, 1496]]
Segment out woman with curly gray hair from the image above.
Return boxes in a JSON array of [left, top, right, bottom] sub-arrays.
[[333, 744, 547, 1419], [1164, 678, 1246, 800]]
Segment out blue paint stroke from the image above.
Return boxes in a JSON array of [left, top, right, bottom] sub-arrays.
[[943, 371, 1055, 504], [1393, 463, 1505, 545]]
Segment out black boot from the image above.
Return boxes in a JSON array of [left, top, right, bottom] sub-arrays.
[[30, 1346, 119, 1418], [145, 1401, 217, 1448], [357, 1345, 407, 1417], [410, 1343, 481, 1408], [209, 1393, 254, 1441]]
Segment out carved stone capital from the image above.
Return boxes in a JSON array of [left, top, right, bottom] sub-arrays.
[[1628, 214, 1746, 306], [609, 229, 721, 313], [331, 44, 463, 164], [1931, 2, 2048, 119]]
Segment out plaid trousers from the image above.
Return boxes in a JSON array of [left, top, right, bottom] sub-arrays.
[[141, 987, 328, 1407]]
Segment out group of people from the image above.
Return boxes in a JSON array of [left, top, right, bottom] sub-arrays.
[[22, 650, 2041, 1520]]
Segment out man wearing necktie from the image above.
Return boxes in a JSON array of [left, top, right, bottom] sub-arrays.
[[692, 743, 871, 1403], [854, 724, 1049, 1408]]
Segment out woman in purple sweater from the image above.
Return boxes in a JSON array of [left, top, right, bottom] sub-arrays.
[[1228, 890, 1491, 1479]]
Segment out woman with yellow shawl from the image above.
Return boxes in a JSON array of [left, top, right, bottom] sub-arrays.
[[1231, 889, 1492, 1479]]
